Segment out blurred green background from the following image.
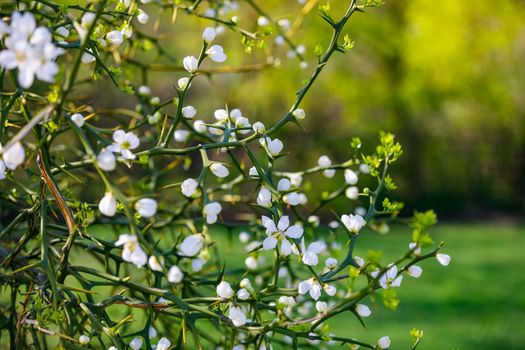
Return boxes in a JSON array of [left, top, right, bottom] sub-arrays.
[[95, 0, 525, 217]]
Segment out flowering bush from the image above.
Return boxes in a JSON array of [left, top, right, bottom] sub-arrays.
[[0, 1, 450, 349]]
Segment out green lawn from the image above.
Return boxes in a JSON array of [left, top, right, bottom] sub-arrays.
[[325, 223, 525, 350], [44, 222, 525, 349], [206, 222, 525, 349]]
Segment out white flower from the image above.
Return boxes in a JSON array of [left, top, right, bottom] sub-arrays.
[[261, 215, 303, 256], [99, 192, 117, 217], [407, 265, 423, 278], [148, 255, 164, 272], [345, 186, 359, 200], [204, 201, 222, 224], [0, 161, 5, 180], [214, 109, 229, 122], [257, 187, 272, 207], [148, 326, 157, 338], [97, 149, 116, 171], [167, 265, 184, 283], [289, 173, 303, 187], [107, 130, 140, 160], [177, 234, 204, 257], [257, 16, 269, 26], [237, 288, 250, 300], [206, 45, 227, 62], [252, 121, 265, 134], [0, 13, 63, 88], [228, 305, 246, 327], [359, 163, 370, 174], [240, 278, 252, 289], [178, 77, 190, 90], [78, 335, 90, 345], [377, 336, 391, 349], [235, 116, 251, 134], [356, 304, 371, 317], [191, 258, 206, 271], [355, 256, 365, 267], [55, 26, 69, 38], [81, 51, 95, 63], [249, 166, 258, 177], [275, 35, 285, 45], [150, 96, 160, 105], [375, 265, 403, 289], [436, 253, 451, 266], [182, 105, 197, 119], [80, 12, 96, 28], [156, 338, 171, 350], [139, 91, 151, 102], [301, 240, 326, 266], [318, 155, 331, 168], [183, 56, 198, 72], [130, 337, 143, 350], [277, 178, 291, 191], [328, 221, 339, 229], [106, 30, 124, 45], [137, 10, 149, 24], [409, 242, 422, 255], [324, 284, 336, 296], [325, 257, 338, 269], [245, 256, 258, 270], [278, 296, 296, 306], [292, 108, 305, 120], [2, 142, 25, 170], [341, 214, 366, 234], [298, 278, 322, 300], [174, 130, 190, 142], [261, 137, 283, 156], [210, 163, 229, 178], [216, 281, 234, 299], [115, 234, 148, 268], [278, 19, 291, 29], [323, 167, 335, 178], [344, 169, 358, 185], [193, 120, 207, 133], [202, 27, 216, 42], [181, 178, 199, 197], [315, 301, 328, 313], [135, 198, 157, 218], [71, 113, 84, 127], [283, 192, 301, 206], [239, 231, 250, 243]]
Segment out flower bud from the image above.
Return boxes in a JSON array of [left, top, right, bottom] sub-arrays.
[[356, 304, 371, 317], [167, 265, 184, 283], [182, 106, 197, 119], [292, 108, 305, 120], [181, 178, 198, 197], [2, 142, 25, 170], [202, 27, 216, 43], [71, 113, 84, 127], [315, 301, 328, 313], [99, 192, 117, 217], [210, 163, 229, 178], [135, 198, 157, 218], [78, 335, 90, 345], [183, 56, 198, 72], [216, 281, 234, 299], [177, 234, 204, 257], [377, 336, 391, 349]]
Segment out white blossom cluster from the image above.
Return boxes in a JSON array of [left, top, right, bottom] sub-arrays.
[[0, 2, 450, 350]]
